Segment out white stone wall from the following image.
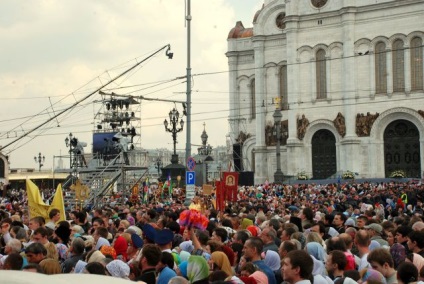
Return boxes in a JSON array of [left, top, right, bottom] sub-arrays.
[[227, 0, 424, 183]]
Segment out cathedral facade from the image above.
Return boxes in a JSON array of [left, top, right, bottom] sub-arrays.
[[226, 0, 424, 183]]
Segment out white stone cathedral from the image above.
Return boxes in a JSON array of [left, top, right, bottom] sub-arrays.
[[226, 0, 424, 184]]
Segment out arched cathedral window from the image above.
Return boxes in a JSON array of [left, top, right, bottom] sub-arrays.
[[250, 79, 256, 119], [279, 65, 288, 109], [316, 49, 327, 99], [411, 37, 423, 91], [392, 39, 405, 92], [375, 42, 387, 94]]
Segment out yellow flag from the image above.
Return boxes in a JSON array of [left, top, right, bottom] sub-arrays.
[[50, 184, 66, 222], [26, 179, 50, 220]]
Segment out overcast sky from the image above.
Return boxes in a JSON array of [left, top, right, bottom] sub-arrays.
[[0, 0, 262, 169]]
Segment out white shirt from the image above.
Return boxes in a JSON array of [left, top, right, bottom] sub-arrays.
[[295, 280, 312, 284], [358, 253, 370, 270]]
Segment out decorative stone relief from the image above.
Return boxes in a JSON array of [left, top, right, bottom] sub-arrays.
[[297, 114, 310, 140], [333, 112, 346, 137], [236, 131, 251, 144], [265, 122, 276, 146], [356, 112, 380, 137], [265, 120, 289, 146]]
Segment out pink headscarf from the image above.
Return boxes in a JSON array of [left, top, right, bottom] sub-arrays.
[[251, 271, 268, 284], [412, 253, 424, 272]]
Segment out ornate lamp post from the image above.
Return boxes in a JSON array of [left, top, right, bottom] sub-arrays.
[[177, 175, 181, 188], [273, 108, 284, 183], [34, 152, 45, 172], [155, 157, 163, 179], [64, 132, 73, 168], [164, 108, 184, 164]]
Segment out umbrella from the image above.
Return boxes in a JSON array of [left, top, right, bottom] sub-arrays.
[[288, 205, 299, 211]]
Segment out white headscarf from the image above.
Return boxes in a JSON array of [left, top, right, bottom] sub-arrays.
[[106, 260, 130, 279], [95, 237, 110, 250]]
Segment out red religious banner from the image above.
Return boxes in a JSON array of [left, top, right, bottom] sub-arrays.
[[215, 180, 225, 211], [223, 172, 239, 202]]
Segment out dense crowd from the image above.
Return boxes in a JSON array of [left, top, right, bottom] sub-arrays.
[[1, 180, 424, 284]]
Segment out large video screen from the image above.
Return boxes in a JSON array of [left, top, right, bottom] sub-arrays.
[[92, 132, 120, 160]]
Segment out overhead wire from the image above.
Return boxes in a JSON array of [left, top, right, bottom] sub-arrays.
[[1, 44, 173, 153], [2, 43, 423, 153]]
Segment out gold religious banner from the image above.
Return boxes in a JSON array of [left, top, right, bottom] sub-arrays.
[[202, 184, 213, 195], [132, 184, 139, 195], [130, 184, 140, 204], [70, 179, 90, 202]]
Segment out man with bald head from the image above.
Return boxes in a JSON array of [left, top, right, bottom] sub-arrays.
[[339, 233, 358, 270], [412, 221, 424, 231], [355, 229, 371, 270]]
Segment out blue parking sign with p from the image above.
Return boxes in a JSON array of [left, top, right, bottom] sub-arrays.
[[186, 171, 195, 185]]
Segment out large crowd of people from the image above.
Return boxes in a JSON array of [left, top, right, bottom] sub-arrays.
[[1, 180, 424, 284]]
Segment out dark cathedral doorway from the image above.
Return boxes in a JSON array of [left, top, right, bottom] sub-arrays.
[[312, 129, 337, 179], [384, 119, 421, 178]]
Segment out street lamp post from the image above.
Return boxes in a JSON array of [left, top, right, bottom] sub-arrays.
[[164, 108, 184, 164], [155, 158, 163, 179], [64, 132, 73, 168], [34, 152, 45, 172], [273, 108, 284, 183], [177, 175, 181, 188]]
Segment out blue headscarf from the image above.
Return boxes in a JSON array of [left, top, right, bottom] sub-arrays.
[[263, 250, 281, 271], [178, 261, 188, 278], [306, 242, 326, 262]]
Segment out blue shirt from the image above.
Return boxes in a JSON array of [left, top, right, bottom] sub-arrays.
[[253, 260, 277, 284]]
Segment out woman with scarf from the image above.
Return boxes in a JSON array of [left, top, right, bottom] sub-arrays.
[[209, 251, 234, 278], [187, 255, 210, 284], [263, 250, 283, 284], [113, 235, 128, 261], [105, 259, 131, 279], [306, 242, 327, 263], [406, 253, 424, 272]]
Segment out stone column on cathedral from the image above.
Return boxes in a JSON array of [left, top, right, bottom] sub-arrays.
[[341, 11, 357, 139], [253, 37, 267, 184], [340, 10, 362, 175], [285, 0, 301, 177], [253, 38, 266, 147], [227, 53, 240, 143]]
